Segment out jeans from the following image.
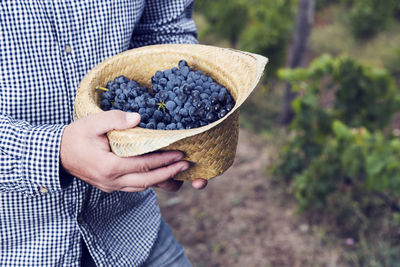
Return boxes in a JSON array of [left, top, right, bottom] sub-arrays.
[[143, 219, 192, 267], [80, 219, 191, 266]]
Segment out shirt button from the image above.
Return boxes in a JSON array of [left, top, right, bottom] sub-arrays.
[[65, 44, 72, 53], [77, 215, 83, 223], [39, 186, 49, 194]]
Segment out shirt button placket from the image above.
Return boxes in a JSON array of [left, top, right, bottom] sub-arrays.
[[63, 41, 75, 114]]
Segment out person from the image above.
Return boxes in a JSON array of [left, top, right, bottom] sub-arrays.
[[0, 0, 207, 266]]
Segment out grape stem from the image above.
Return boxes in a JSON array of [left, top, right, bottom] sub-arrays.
[[157, 100, 166, 113], [96, 86, 109, 92]]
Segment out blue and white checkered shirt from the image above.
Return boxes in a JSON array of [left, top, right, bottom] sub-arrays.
[[0, 1, 197, 266]]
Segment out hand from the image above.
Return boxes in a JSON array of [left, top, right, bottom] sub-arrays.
[[60, 110, 192, 193]]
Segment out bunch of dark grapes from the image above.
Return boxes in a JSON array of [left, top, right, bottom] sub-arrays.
[[98, 60, 235, 130]]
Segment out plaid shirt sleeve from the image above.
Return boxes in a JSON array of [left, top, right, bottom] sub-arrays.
[[131, 0, 198, 47], [0, 115, 66, 196]]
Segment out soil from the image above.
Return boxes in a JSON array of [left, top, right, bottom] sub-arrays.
[[155, 129, 341, 267]]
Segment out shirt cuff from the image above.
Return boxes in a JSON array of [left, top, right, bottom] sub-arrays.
[[22, 124, 67, 196]]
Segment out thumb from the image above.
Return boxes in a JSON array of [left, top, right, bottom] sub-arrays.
[[87, 110, 141, 135]]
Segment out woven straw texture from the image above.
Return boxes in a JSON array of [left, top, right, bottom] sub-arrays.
[[74, 44, 268, 180]]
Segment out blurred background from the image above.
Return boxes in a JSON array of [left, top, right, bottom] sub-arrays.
[[155, 0, 400, 266]]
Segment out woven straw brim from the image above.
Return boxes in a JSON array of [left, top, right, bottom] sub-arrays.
[[74, 44, 268, 180]]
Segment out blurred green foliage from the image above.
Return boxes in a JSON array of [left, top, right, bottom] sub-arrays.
[[315, 0, 336, 11], [297, 123, 400, 266], [194, 0, 249, 47], [272, 56, 400, 262], [239, 0, 297, 77], [310, 12, 400, 69], [343, 241, 400, 267], [194, 0, 297, 77], [348, 0, 398, 39], [239, 84, 283, 134], [274, 55, 400, 206], [314, 0, 400, 40], [385, 45, 400, 78], [272, 57, 400, 257], [295, 121, 400, 210]]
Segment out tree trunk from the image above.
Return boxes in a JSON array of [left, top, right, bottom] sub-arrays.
[[280, 0, 315, 126], [230, 35, 239, 49]]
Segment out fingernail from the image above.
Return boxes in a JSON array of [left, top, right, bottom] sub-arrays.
[[126, 112, 140, 124], [174, 152, 184, 161], [180, 163, 189, 172]]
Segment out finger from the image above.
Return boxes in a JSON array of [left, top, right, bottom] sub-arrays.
[[154, 179, 183, 192], [108, 151, 184, 176], [83, 110, 141, 135], [119, 186, 146, 193], [120, 179, 184, 193], [192, 179, 208, 190], [115, 161, 190, 189]]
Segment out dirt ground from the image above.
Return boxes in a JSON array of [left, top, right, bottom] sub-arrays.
[[155, 129, 342, 267]]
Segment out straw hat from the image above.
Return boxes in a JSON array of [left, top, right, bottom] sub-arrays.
[[73, 44, 268, 180]]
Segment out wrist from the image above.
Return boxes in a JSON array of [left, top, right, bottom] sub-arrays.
[[59, 161, 74, 188]]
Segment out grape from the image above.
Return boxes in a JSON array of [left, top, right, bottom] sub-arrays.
[[178, 60, 187, 69], [177, 122, 184, 129], [181, 66, 190, 77], [102, 91, 113, 100], [164, 69, 172, 77], [200, 93, 209, 100], [173, 114, 182, 122], [206, 112, 216, 122], [163, 113, 172, 124], [166, 123, 177, 130], [188, 107, 197, 118], [178, 93, 188, 102], [218, 109, 227, 118], [168, 91, 176, 101], [158, 90, 168, 101], [210, 96, 218, 105], [174, 96, 183, 106], [198, 109, 206, 118], [165, 100, 176, 111], [159, 78, 167, 86], [179, 108, 189, 117], [196, 101, 204, 109], [156, 70, 164, 77], [218, 91, 226, 103], [146, 98, 156, 108], [98, 59, 236, 130], [214, 104, 221, 112], [101, 99, 111, 110], [130, 102, 138, 111], [146, 121, 155, 129], [153, 110, 163, 122], [182, 84, 192, 95], [142, 111, 151, 121], [157, 122, 166, 130], [192, 90, 200, 99]]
